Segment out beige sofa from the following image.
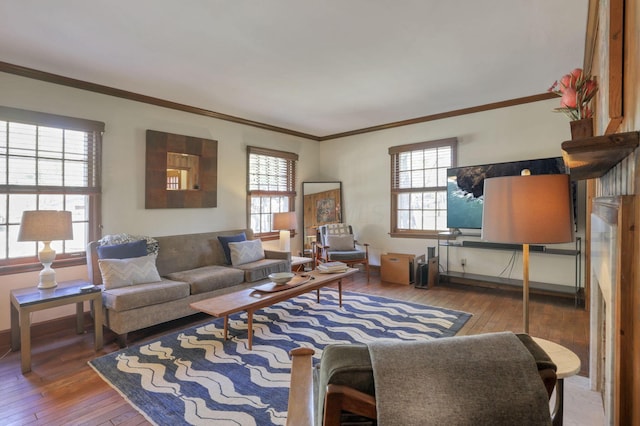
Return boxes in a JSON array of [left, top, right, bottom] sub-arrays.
[[87, 229, 290, 344]]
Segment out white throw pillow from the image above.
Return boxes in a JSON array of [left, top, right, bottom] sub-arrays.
[[327, 234, 355, 251], [98, 254, 162, 289], [228, 239, 265, 266]]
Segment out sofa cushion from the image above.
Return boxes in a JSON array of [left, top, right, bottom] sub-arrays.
[[98, 254, 162, 289], [97, 239, 147, 259], [233, 258, 289, 282], [166, 265, 245, 295], [229, 239, 265, 266], [218, 232, 247, 264], [102, 279, 190, 312]]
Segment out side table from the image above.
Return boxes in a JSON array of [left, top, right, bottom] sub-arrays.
[[10, 280, 103, 373], [533, 337, 581, 426]]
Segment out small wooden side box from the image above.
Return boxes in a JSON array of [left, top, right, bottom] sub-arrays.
[[380, 253, 424, 285]]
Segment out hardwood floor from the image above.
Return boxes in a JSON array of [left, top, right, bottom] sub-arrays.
[[0, 271, 590, 425]]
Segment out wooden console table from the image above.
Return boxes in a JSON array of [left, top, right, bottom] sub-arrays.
[[10, 280, 103, 373]]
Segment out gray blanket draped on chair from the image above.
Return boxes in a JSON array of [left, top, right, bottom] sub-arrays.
[[367, 332, 551, 425]]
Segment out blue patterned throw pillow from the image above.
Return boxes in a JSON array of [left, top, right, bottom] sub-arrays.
[[218, 232, 247, 264], [97, 239, 148, 259]]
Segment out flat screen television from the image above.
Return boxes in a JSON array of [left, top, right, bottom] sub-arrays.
[[446, 157, 567, 230]]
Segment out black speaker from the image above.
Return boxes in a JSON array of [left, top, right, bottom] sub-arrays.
[[415, 262, 429, 289]]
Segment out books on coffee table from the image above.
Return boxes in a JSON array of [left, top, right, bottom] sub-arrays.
[[318, 261, 348, 273]]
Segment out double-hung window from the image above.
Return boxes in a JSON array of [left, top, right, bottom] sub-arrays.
[[389, 138, 457, 237], [0, 106, 103, 273], [247, 146, 298, 238]]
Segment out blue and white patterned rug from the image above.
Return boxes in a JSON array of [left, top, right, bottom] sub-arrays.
[[89, 289, 471, 426]]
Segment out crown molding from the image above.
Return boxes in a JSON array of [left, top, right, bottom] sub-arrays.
[[1, 61, 555, 142]]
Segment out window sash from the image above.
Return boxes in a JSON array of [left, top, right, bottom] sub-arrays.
[[389, 138, 457, 236], [247, 146, 297, 236], [0, 107, 103, 272]]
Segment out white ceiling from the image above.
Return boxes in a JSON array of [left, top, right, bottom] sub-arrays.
[[0, 1, 588, 138]]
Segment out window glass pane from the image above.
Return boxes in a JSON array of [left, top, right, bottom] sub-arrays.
[[411, 151, 424, 170], [8, 123, 36, 155], [397, 210, 410, 229], [424, 149, 438, 168], [437, 168, 448, 186], [0, 155, 5, 185], [38, 158, 63, 186], [39, 127, 64, 159], [67, 195, 88, 221], [398, 193, 410, 209], [0, 121, 6, 154], [398, 152, 410, 171], [423, 192, 436, 209], [0, 225, 6, 258], [423, 211, 436, 230], [438, 147, 452, 168], [250, 213, 261, 231], [410, 211, 422, 229], [410, 192, 422, 209], [67, 222, 86, 253], [8, 156, 36, 185], [9, 194, 36, 223], [397, 171, 410, 188], [9, 224, 32, 258], [65, 160, 87, 186], [39, 194, 64, 210], [424, 169, 438, 187]]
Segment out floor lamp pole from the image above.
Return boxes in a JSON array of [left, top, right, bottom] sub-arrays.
[[522, 243, 530, 334]]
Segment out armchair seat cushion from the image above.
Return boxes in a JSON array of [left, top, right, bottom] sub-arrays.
[[166, 265, 245, 295], [327, 250, 367, 261]]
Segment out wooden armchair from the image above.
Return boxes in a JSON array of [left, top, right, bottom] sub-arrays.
[[287, 334, 557, 426], [313, 223, 370, 281]]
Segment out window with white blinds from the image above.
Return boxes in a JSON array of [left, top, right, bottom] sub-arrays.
[[0, 106, 103, 272], [389, 138, 457, 237], [247, 146, 297, 236]]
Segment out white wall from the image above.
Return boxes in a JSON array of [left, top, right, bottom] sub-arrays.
[[319, 99, 584, 289], [0, 72, 320, 331], [0, 72, 584, 333]]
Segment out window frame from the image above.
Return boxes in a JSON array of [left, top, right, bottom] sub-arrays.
[[0, 106, 104, 275], [389, 137, 457, 238], [246, 146, 298, 239]]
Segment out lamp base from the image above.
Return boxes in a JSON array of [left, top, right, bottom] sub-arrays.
[[279, 230, 291, 252], [37, 267, 57, 289], [37, 242, 58, 289]]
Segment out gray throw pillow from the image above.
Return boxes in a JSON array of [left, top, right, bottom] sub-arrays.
[[98, 254, 162, 289], [327, 234, 354, 250], [228, 239, 265, 266]]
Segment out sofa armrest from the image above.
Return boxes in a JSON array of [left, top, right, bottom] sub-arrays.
[[264, 250, 291, 261]]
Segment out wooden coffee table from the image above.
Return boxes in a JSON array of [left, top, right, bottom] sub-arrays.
[[191, 268, 357, 349]]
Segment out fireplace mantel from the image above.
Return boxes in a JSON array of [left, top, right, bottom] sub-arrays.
[[561, 131, 639, 180]]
